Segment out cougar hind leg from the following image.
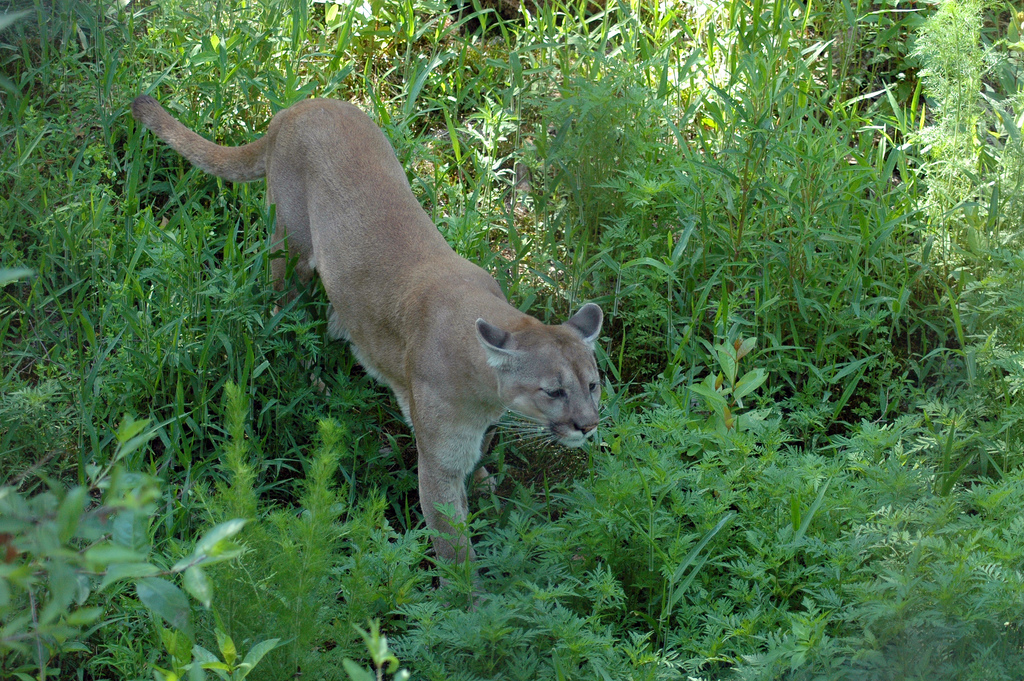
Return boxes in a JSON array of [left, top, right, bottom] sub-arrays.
[[267, 214, 328, 394]]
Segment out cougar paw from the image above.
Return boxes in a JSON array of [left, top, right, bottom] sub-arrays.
[[472, 465, 498, 496]]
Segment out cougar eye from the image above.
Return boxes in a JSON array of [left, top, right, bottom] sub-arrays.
[[543, 388, 566, 399], [588, 382, 598, 393]]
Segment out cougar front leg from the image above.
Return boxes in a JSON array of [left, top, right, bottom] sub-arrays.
[[418, 457, 473, 564], [413, 422, 486, 564]]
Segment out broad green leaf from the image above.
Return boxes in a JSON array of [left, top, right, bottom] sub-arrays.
[[99, 562, 160, 591], [74, 572, 91, 604], [161, 626, 193, 665], [84, 543, 146, 567], [342, 659, 376, 681], [194, 519, 248, 557], [733, 368, 768, 403], [216, 628, 237, 667], [112, 510, 151, 554], [688, 374, 728, 411], [152, 665, 178, 681], [137, 578, 193, 641], [116, 415, 150, 444], [186, 663, 206, 681], [190, 643, 219, 664], [714, 344, 738, 385], [189, 639, 219, 675], [40, 560, 76, 625], [113, 428, 158, 466], [237, 638, 282, 678], [64, 606, 103, 626], [183, 566, 212, 608], [736, 336, 757, 360], [199, 662, 232, 671], [56, 486, 87, 543]]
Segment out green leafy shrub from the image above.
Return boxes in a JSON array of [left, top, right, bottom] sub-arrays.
[[0, 416, 257, 680], [518, 393, 1023, 680], [343, 619, 410, 681], [1, 418, 162, 677], [191, 383, 429, 680]]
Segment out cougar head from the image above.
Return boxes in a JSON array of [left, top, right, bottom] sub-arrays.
[[476, 303, 603, 448]]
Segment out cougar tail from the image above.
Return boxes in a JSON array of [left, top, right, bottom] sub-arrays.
[[131, 95, 268, 183]]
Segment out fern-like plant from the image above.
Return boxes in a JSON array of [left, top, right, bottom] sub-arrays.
[[199, 383, 352, 679], [913, 0, 986, 231]]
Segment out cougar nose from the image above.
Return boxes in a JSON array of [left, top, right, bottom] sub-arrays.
[[576, 421, 597, 435]]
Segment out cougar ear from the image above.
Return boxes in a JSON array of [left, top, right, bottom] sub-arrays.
[[565, 303, 603, 345], [476, 318, 520, 368]]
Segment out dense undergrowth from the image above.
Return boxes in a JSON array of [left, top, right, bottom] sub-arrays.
[[2, 0, 1024, 679]]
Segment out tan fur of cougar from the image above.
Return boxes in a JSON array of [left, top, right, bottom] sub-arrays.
[[131, 95, 603, 564]]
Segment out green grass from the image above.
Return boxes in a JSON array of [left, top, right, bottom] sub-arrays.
[[2, 0, 1024, 679]]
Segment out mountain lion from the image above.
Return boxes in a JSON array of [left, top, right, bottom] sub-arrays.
[[130, 95, 603, 564]]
